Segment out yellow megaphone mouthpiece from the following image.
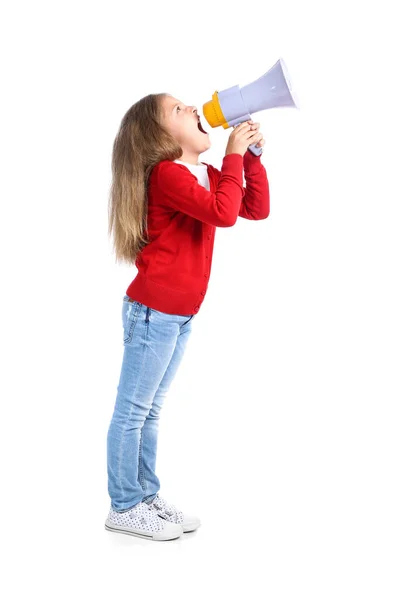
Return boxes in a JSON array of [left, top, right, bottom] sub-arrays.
[[202, 91, 229, 129]]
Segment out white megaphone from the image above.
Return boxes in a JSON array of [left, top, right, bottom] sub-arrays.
[[202, 58, 299, 156]]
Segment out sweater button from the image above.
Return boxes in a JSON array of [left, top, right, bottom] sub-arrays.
[[207, 235, 211, 240], [194, 305, 200, 312], [201, 291, 205, 296]]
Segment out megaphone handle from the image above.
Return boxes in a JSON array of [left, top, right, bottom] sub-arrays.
[[247, 143, 263, 157], [233, 123, 263, 157]]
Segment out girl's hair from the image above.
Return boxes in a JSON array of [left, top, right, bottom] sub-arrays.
[[108, 93, 183, 265]]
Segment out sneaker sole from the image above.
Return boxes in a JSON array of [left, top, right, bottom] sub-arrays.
[[105, 520, 183, 541]]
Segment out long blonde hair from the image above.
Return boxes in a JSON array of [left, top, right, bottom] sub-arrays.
[[108, 93, 182, 265]]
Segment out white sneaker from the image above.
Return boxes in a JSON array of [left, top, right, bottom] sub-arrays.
[[105, 501, 183, 541], [145, 493, 201, 533]]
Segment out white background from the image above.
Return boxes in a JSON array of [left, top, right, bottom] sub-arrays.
[[1, 1, 399, 598]]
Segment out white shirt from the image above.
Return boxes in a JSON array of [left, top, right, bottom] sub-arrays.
[[173, 159, 210, 191]]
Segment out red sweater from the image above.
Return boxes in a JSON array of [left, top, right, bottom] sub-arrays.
[[126, 149, 270, 315]]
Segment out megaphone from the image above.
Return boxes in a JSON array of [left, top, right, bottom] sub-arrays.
[[202, 58, 299, 156]]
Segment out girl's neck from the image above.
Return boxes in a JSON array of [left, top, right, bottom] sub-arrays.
[[177, 150, 201, 165]]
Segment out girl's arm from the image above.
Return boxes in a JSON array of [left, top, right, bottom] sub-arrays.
[[238, 150, 270, 220], [151, 154, 245, 227], [209, 150, 270, 220]]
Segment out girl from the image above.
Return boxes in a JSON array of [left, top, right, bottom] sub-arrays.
[[105, 93, 269, 542]]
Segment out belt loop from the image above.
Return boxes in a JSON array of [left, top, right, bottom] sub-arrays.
[[145, 306, 151, 323]]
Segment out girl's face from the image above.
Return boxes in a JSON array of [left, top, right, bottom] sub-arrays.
[[160, 94, 211, 156]]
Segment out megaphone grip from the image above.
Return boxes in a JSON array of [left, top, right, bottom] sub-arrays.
[[247, 143, 263, 157], [232, 123, 263, 156]]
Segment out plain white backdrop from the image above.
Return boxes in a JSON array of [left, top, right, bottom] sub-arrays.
[[1, 0, 399, 598]]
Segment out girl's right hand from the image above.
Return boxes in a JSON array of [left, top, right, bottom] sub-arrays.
[[224, 121, 263, 157]]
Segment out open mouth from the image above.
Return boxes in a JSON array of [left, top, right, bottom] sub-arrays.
[[197, 117, 208, 135]]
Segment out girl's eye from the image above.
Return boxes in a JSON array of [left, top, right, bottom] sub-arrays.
[[176, 106, 181, 112]]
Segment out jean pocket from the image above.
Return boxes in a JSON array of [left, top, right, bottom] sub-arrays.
[[122, 299, 142, 344]]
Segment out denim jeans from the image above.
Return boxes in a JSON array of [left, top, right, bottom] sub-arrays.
[[107, 295, 195, 512]]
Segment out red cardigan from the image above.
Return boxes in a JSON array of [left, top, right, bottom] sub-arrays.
[[126, 149, 270, 315]]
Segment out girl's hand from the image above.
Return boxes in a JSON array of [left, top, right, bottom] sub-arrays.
[[225, 120, 264, 157], [247, 120, 265, 149]]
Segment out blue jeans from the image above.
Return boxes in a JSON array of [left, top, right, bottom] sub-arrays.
[[107, 295, 196, 512]]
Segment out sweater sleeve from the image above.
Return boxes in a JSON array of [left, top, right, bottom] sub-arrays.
[[238, 149, 270, 220], [153, 153, 245, 227], [207, 150, 270, 220]]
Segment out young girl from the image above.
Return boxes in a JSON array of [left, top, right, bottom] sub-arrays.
[[105, 92, 269, 542]]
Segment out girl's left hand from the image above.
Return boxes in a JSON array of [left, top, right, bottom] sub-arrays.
[[248, 120, 265, 148]]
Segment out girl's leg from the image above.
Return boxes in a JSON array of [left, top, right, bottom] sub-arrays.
[[138, 310, 195, 502], [106, 297, 194, 511], [107, 299, 177, 511]]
